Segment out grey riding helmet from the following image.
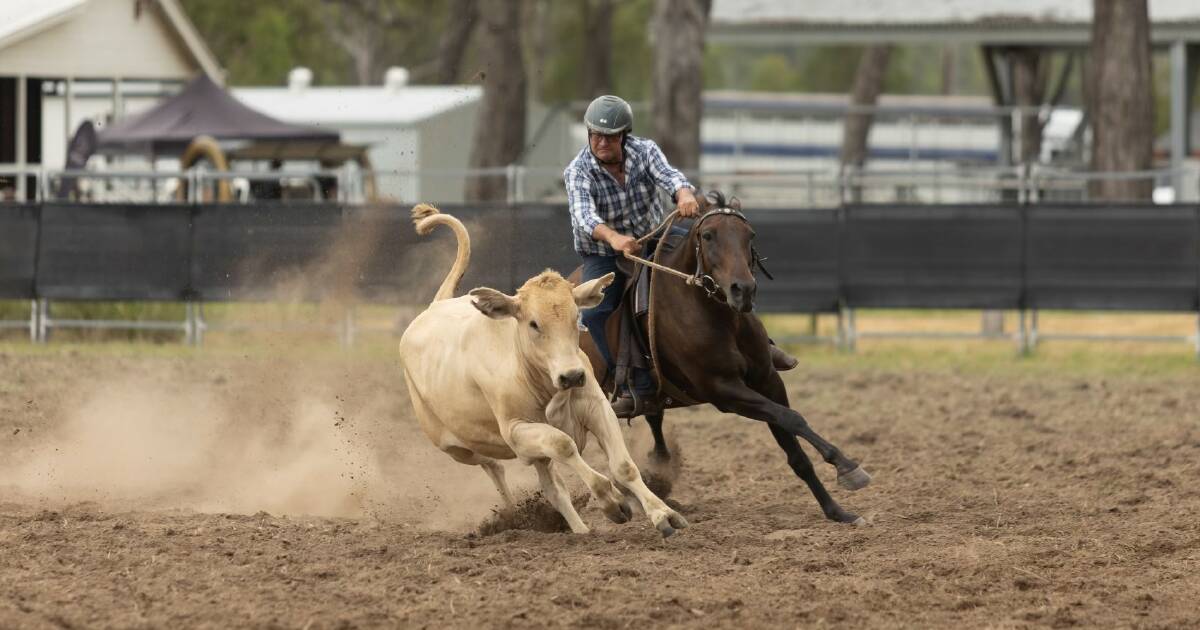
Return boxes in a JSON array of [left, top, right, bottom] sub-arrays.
[[584, 95, 633, 135]]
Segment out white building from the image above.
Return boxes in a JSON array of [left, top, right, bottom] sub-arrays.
[[0, 0, 219, 199], [234, 68, 570, 203]]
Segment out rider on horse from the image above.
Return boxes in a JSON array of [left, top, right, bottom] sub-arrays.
[[564, 95, 797, 418], [564, 95, 696, 417]]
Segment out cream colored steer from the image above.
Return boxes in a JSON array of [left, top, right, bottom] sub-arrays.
[[399, 204, 687, 537]]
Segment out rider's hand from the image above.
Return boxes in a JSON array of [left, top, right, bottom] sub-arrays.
[[676, 188, 700, 218], [609, 233, 642, 257]]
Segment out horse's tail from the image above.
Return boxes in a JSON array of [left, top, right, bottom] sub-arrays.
[[411, 203, 470, 303]]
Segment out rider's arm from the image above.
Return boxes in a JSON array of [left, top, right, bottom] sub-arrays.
[[645, 140, 699, 216], [645, 140, 694, 201], [565, 165, 604, 239]]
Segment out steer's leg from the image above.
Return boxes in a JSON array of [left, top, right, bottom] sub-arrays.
[[479, 459, 515, 507], [532, 460, 589, 534], [502, 419, 631, 527], [442, 445, 515, 508], [585, 404, 688, 537]]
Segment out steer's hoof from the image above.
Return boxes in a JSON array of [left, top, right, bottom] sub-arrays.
[[604, 501, 632, 525], [837, 465, 872, 491], [654, 511, 688, 538]]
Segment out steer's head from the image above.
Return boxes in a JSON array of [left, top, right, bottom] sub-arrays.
[[470, 270, 614, 392]]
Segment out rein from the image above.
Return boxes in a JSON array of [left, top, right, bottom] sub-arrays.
[[622, 207, 773, 303]]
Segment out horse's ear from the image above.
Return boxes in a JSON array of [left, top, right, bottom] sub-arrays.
[[729, 196, 742, 211], [694, 188, 708, 212], [705, 190, 725, 208]]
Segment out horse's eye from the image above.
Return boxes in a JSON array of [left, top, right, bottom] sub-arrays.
[[529, 321, 540, 331], [702, 231, 714, 241]]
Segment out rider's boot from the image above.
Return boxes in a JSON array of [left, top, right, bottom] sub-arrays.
[[611, 369, 661, 419]]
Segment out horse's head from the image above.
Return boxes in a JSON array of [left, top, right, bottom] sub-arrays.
[[692, 191, 758, 313]]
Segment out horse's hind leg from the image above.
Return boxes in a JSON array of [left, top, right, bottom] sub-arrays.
[[767, 425, 864, 525], [644, 411, 670, 462], [711, 372, 872, 492]]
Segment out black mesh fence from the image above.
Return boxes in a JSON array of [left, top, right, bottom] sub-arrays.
[[2, 202, 1197, 313]]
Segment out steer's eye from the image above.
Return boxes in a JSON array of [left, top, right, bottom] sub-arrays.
[[529, 321, 540, 332]]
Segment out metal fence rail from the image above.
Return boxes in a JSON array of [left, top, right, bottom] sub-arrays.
[[3, 163, 1194, 208]]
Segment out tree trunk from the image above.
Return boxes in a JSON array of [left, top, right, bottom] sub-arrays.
[[434, 0, 480, 84], [1011, 48, 1049, 164], [1088, 0, 1154, 200], [465, 0, 527, 202], [840, 44, 892, 203], [581, 0, 614, 97], [651, 0, 711, 172], [840, 45, 892, 169], [940, 46, 956, 95]]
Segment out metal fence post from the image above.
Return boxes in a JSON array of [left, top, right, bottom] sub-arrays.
[[28, 299, 38, 343], [196, 302, 206, 346], [836, 307, 845, 351], [1194, 310, 1200, 361], [505, 164, 517, 205], [1017, 307, 1027, 355], [1029, 309, 1040, 354], [37, 298, 49, 343], [515, 165, 526, 203], [185, 301, 198, 346], [338, 305, 356, 349]]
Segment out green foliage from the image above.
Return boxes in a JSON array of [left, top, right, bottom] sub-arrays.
[[181, 0, 339, 85], [609, 0, 655, 100], [181, 1, 1004, 100], [748, 53, 800, 92], [537, 0, 654, 103]]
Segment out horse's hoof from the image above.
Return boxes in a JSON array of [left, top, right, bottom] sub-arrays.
[[667, 512, 689, 530], [837, 465, 872, 491], [657, 523, 676, 538], [852, 516, 868, 527]]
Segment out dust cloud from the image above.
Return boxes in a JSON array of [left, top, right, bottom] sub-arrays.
[[0, 204, 537, 529]]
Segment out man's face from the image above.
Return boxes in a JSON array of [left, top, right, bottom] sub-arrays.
[[589, 132, 623, 164]]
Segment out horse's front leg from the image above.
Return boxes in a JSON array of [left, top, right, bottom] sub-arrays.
[[708, 372, 872, 491]]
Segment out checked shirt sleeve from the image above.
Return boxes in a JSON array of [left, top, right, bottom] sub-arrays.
[[564, 165, 604, 236], [646, 141, 693, 198]]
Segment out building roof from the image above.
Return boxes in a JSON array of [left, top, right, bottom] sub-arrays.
[[0, 0, 87, 49], [232, 85, 482, 127], [0, 0, 221, 80], [98, 75, 338, 155], [710, 0, 1200, 45]]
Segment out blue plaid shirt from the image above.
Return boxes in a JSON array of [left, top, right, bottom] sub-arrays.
[[563, 135, 693, 256]]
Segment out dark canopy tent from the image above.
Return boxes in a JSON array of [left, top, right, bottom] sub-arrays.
[[96, 75, 339, 155]]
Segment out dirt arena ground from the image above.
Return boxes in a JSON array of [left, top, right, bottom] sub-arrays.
[[1, 344, 1198, 629]]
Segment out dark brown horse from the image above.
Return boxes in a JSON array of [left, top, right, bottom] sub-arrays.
[[573, 191, 871, 525]]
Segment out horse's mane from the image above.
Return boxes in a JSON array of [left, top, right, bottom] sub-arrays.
[[702, 189, 727, 209]]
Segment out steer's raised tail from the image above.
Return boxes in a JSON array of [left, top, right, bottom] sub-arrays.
[[412, 203, 471, 302]]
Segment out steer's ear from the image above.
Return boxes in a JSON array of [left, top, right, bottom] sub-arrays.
[[469, 287, 519, 319], [572, 272, 614, 309]]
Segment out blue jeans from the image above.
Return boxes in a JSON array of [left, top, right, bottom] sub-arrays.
[[580, 254, 655, 395]]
